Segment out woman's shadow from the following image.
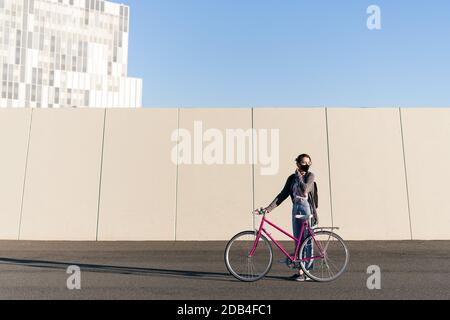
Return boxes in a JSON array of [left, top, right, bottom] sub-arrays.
[[0, 257, 287, 282]]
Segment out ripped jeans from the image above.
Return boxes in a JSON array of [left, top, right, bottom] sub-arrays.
[[292, 198, 314, 270]]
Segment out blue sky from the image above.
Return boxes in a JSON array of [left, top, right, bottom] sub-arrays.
[[115, 0, 450, 108]]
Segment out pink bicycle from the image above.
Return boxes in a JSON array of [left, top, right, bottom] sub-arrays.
[[224, 209, 349, 282]]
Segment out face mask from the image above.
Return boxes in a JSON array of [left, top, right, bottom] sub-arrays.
[[299, 165, 310, 172]]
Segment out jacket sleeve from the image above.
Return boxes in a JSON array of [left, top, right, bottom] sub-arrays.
[[265, 175, 293, 211], [298, 172, 315, 195]]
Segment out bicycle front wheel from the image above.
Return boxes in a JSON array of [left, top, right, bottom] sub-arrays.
[[299, 231, 349, 282], [224, 231, 273, 282]]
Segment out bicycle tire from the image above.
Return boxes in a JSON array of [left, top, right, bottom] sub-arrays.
[[224, 230, 273, 282], [299, 230, 349, 282]]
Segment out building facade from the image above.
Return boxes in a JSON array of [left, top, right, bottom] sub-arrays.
[[0, 0, 142, 108]]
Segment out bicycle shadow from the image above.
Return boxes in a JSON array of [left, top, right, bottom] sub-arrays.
[[0, 257, 289, 283]]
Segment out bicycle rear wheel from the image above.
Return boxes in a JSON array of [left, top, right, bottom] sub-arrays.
[[299, 231, 349, 282], [224, 231, 273, 282]]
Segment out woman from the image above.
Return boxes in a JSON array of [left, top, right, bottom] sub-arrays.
[[262, 154, 317, 282]]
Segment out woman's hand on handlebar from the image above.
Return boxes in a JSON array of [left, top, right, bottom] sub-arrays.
[[253, 208, 263, 215], [254, 207, 270, 215]]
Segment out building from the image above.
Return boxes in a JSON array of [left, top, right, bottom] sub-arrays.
[[0, 0, 142, 108]]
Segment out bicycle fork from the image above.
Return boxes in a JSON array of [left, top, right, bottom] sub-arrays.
[[248, 218, 266, 257]]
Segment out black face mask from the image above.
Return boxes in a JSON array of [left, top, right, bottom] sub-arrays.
[[299, 164, 310, 172]]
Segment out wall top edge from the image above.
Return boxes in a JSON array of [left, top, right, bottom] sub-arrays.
[[1, 107, 450, 111]]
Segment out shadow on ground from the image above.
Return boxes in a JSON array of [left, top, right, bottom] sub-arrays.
[[0, 257, 291, 283]]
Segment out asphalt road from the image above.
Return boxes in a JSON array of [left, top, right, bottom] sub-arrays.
[[0, 241, 449, 300]]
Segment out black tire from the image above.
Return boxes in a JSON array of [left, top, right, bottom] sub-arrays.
[[299, 231, 349, 282], [224, 231, 273, 282]]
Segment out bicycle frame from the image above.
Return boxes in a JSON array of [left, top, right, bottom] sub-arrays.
[[249, 214, 325, 262]]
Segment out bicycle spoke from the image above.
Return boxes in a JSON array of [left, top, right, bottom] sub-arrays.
[[225, 231, 272, 282], [321, 259, 324, 279], [321, 237, 332, 253], [325, 256, 341, 274], [250, 259, 256, 278], [326, 263, 333, 279], [301, 231, 348, 282], [325, 258, 335, 278]]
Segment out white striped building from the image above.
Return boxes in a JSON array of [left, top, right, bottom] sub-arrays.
[[0, 0, 142, 108]]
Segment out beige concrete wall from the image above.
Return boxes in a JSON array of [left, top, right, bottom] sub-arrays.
[[97, 109, 178, 241], [19, 109, 104, 240], [327, 108, 411, 240], [401, 109, 450, 240], [0, 109, 32, 240], [0, 107, 448, 241], [176, 109, 254, 240], [253, 108, 332, 241]]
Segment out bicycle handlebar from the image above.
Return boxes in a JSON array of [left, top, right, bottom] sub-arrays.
[[254, 208, 267, 216], [254, 210, 311, 220]]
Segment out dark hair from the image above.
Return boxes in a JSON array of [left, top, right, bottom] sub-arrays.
[[296, 154, 312, 163]]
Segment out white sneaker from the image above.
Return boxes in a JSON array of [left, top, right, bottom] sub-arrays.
[[295, 274, 307, 282]]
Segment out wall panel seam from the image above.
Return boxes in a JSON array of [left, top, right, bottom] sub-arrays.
[[399, 108, 414, 241], [18, 109, 33, 240], [174, 108, 180, 241], [95, 109, 107, 241], [251, 107, 255, 231], [325, 107, 335, 227]]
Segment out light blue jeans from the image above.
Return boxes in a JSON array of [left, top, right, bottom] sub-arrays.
[[292, 199, 314, 270]]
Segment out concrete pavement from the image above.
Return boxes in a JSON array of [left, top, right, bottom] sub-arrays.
[[0, 241, 449, 300]]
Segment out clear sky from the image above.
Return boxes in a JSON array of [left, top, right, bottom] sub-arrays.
[[115, 0, 450, 108]]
